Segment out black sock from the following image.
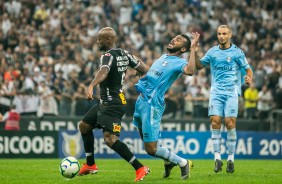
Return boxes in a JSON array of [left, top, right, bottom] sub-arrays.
[[111, 140, 143, 170], [81, 131, 95, 166]]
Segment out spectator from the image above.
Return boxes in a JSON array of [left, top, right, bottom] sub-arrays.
[[184, 92, 193, 116], [0, 0, 281, 119], [59, 81, 74, 116], [201, 82, 210, 117], [69, 71, 79, 91], [37, 81, 58, 117], [130, 25, 144, 50], [257, 85, 273, 121], [4, 65, 20, 81], [119, 0, 132, 25], [33, 3, 48, 28], [17, 73, 35, 94], [1, 14, 12, 36], [73, 84, 86, 116], [163, 88, 178, 119], [254, 63, 266, 91], [1, 78, 16, 98], [50, 78, 62, 106], [4, 0, 22, 18], [39, 50, 54, 66], [274, 87, 282, 109], [192, 86, 206, 118], [244, 83, 259, 119], [267, 63, 280, 95], [32, 66, 45, 85]]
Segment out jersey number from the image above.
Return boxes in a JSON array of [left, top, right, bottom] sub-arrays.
[[121, 72, 126, 85]]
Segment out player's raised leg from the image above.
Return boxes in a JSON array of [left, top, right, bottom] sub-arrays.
[[135, 99, 192, 179], [142, 102, 190, 179], [156, 140, 193, 178], [103, 131, 150, 182], [145, 140, 191, 179], [158, 140, 177, 178]]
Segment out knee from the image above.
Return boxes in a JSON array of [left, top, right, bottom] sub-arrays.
[[104, 133, 118, 148], [210, 116, 221, 129], [79, 121, 92, 134], [225, 118, 236, 129], [144, 144, 157, 156], [104, 137, 112, 147]]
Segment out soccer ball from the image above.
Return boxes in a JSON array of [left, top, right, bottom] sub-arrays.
[[59, 156, 80, 179]]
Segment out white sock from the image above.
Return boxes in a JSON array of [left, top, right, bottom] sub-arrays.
[[214, 152, 221, 161], [228, 154, 234, 162], [227, 129, 236, 162], [178, 159, 188, 167], [212, 129, 221, 161]]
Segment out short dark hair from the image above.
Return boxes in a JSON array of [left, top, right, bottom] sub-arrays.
[[218, 25, 232, 33], [180, 34, 191, 52]]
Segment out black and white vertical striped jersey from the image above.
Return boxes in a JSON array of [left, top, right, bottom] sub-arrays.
[[99, 48, 140, 105]]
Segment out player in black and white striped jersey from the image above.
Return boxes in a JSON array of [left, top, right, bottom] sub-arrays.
[[78, 27, 150, 182]]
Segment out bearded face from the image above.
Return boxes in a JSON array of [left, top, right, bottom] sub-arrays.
[[166, 46, 182, 53], [166, 35, 187, 54]]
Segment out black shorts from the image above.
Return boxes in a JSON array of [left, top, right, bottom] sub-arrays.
[[82, 103, 126, 135]]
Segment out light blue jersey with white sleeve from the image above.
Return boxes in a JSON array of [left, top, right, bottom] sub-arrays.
[[200, 44, 250, 96]]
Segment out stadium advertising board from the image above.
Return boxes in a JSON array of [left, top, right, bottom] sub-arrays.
[[6, 117, 263, 131], [59, 130, 282, 159], [0, 131, 58, 158]]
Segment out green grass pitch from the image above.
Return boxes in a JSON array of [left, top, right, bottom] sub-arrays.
[[0, 159, 281, 184]]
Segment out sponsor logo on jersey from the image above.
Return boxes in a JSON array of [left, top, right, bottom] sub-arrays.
[[116, 56, 128, 61], [214, 66, 233, 71], [105, 53, 111, 56], [162, 61, 168, 66], [230, 109, 236, 114], [113, 124, 121, 132], [149, 68, 163, 77]]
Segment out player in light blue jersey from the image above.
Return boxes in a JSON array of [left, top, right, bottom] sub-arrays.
[[133, 32, 200, 180], [196, 25, 253, 173]]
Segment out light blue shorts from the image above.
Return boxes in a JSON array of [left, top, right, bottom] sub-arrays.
[[133, 95, 165, 142], [208, 93, 238, 117]]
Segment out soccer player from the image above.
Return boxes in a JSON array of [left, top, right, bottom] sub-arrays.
[[78, 27, 150, 182], [195, 25, 253, 173], [133, 32, 200, 179]]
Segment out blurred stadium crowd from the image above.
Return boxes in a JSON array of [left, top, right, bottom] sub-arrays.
[[0, 0, 281, 120]]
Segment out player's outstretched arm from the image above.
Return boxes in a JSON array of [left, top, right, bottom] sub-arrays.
[[134, 55, 150, 77], [190, 35, 205, 70], [183, 32, 200, 75], [86, 66, 109, 100]]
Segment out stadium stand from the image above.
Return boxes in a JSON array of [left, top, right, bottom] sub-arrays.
[[0, 0, 281, 122]]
